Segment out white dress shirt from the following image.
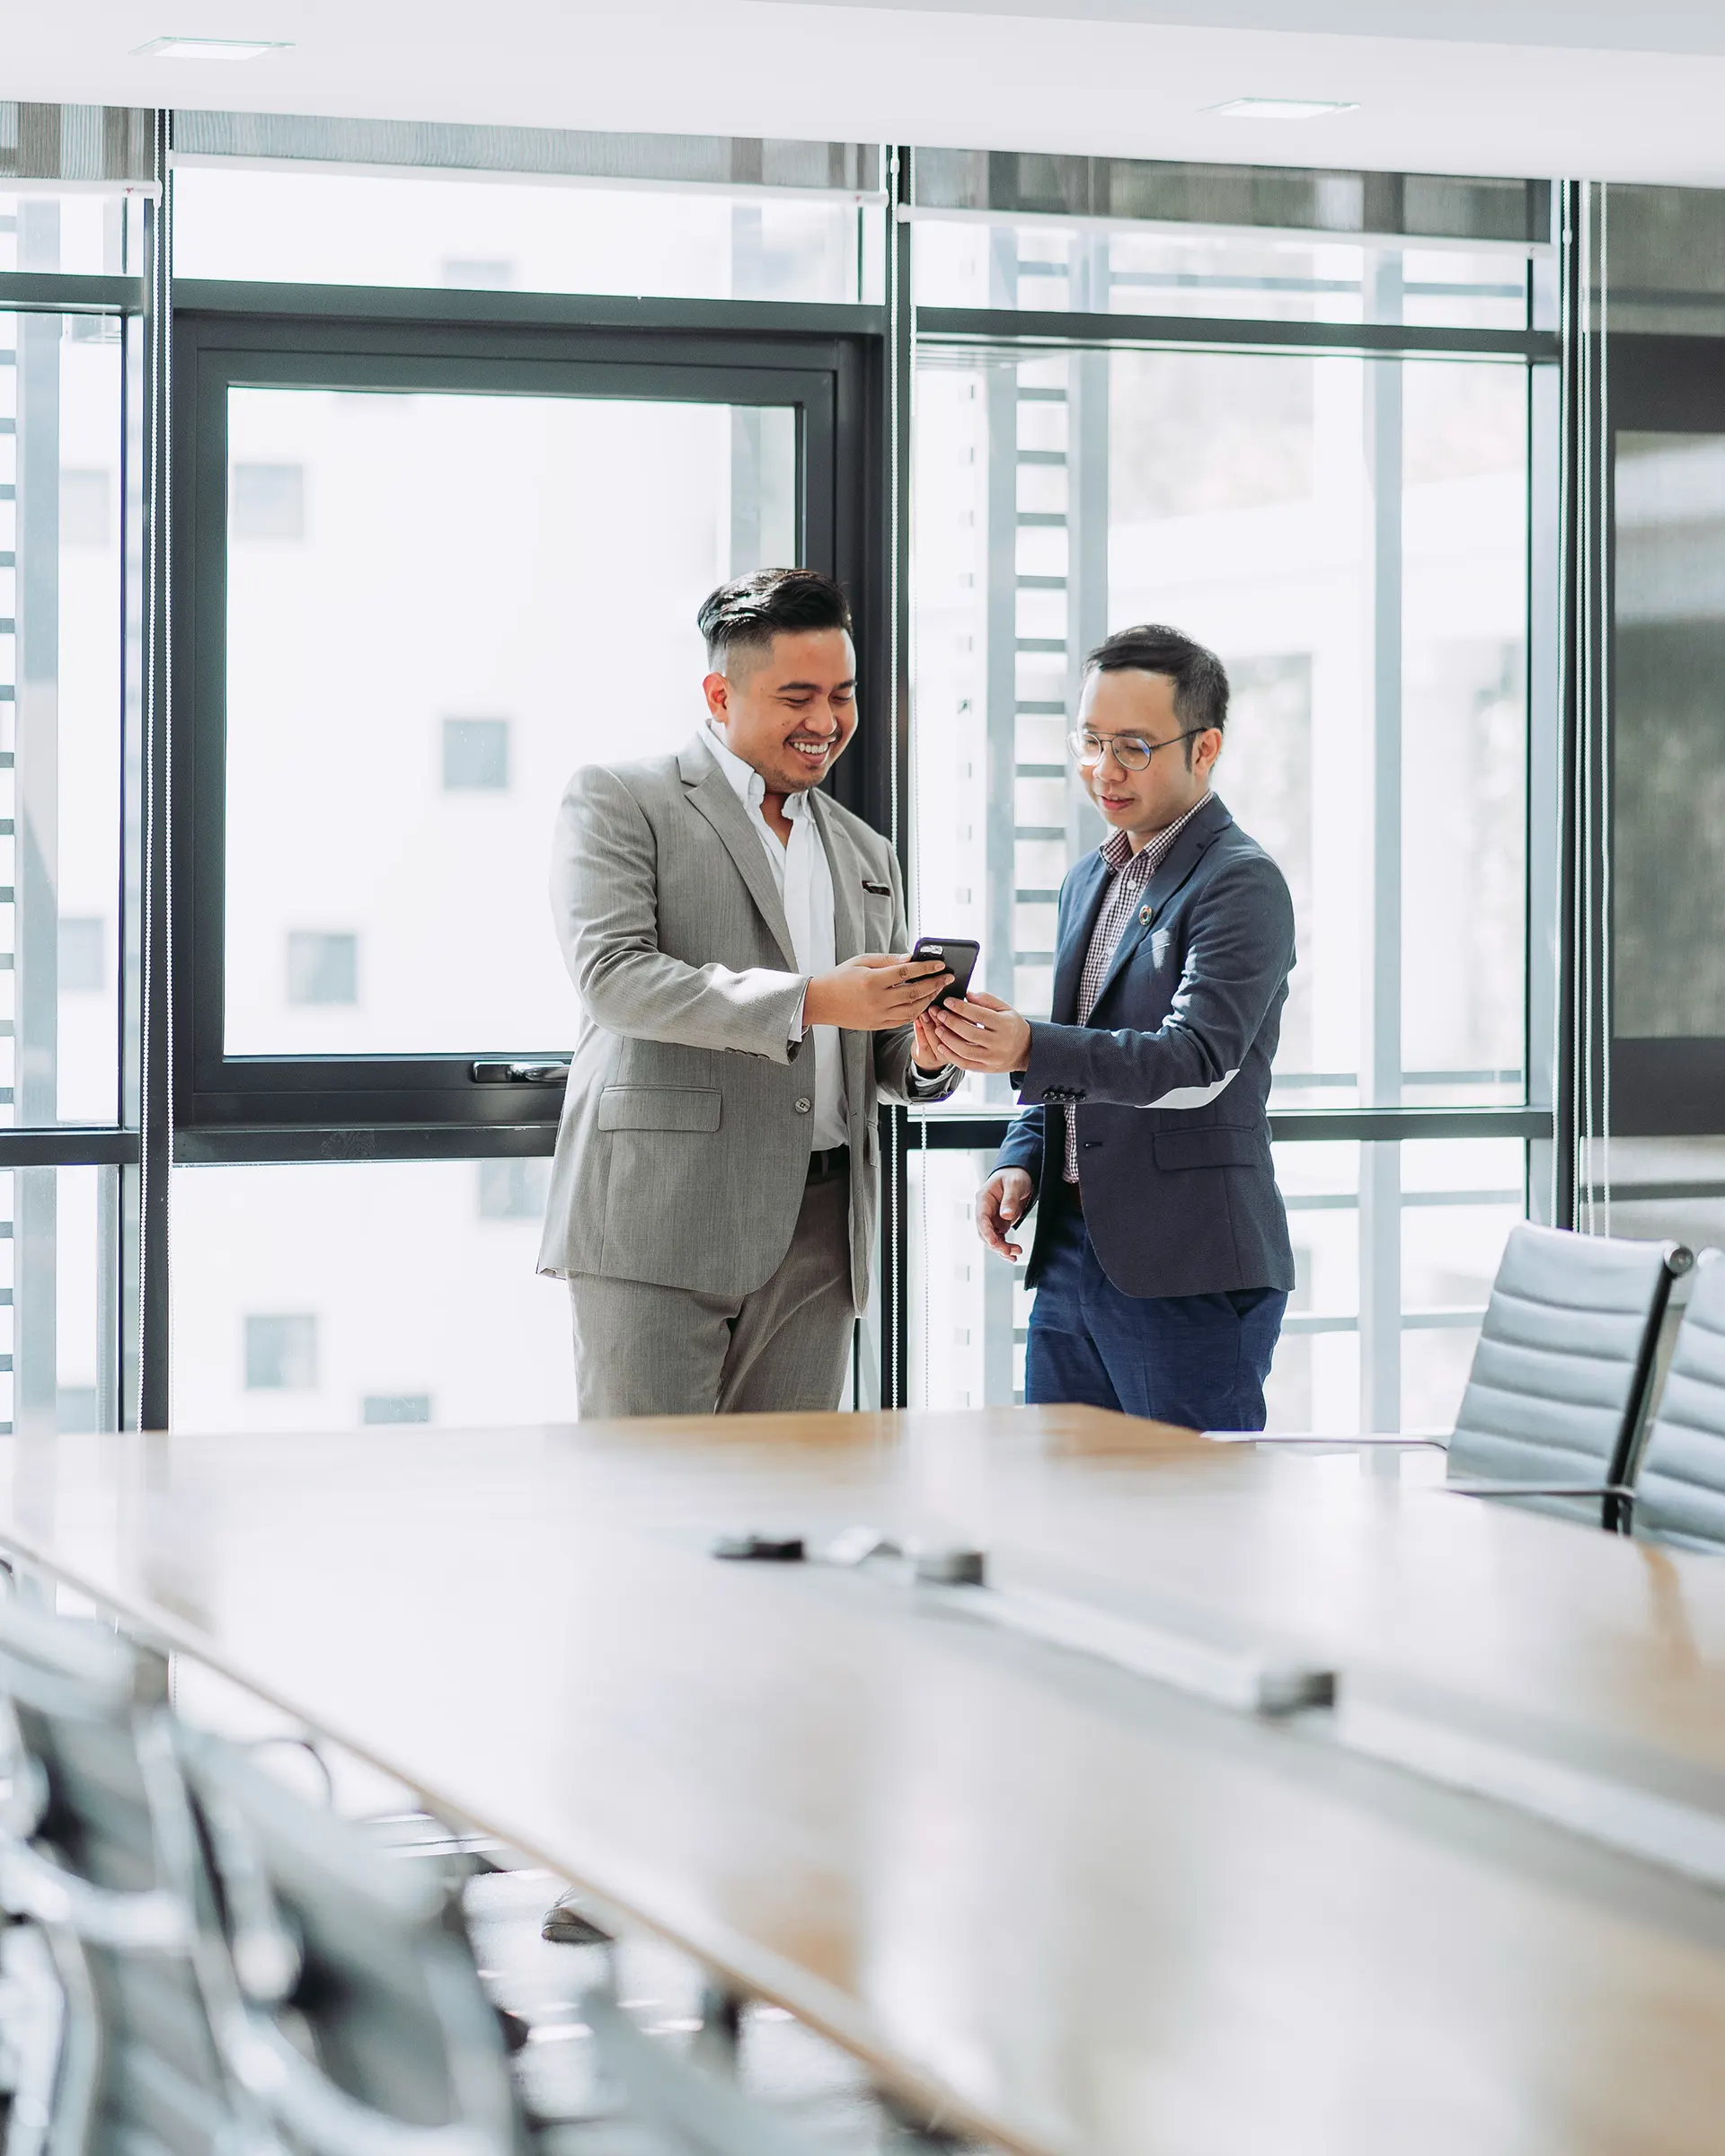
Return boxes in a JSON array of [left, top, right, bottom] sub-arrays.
[[704, 724, 849, 1148]]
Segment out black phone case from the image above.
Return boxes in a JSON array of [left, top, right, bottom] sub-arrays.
[[915, 939, 980, 1009]]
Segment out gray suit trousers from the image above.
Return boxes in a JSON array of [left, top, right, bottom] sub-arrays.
[[566, 1171, 854, 1418]]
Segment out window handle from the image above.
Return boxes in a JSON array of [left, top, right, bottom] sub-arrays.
[[470, 1059, 570, 1086]]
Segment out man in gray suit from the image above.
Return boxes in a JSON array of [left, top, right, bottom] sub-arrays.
[[928, 624, 1296, 1432], [537, 569, 960, 1418]]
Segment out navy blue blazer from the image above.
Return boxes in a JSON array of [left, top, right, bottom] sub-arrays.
[[995, 793, 1296, 1300]]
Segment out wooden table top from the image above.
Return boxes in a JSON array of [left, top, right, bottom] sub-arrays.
[[5, 1409, 1725, 2156]]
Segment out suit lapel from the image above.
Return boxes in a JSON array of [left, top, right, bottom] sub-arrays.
[[1052, 853, 1111, 1021], [677, 732, 798, 970], [809, 790, 863, 962], [1089, 796, 1234, 1015]]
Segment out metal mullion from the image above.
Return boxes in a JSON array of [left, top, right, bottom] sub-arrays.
[[1359, 254, 1405, 1439], [172, 280, 886, 340], [1550, 181, 1585, 1224], [136, 121, 172, 1432], [879, 143, 913, 1413], [0, 272, 143, 314], [908, 1109, 1552, 1149], [917, 306, 1558, 363], [1527, 305, 1564, 1226], [119, 265, 148, 1431], [173, 1126, 553, 1166], [0, 1132, 139, 1166]]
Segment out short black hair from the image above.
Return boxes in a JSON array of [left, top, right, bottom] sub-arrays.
[[696, 569, 854, 673], [1085, 623, 1228, 761]]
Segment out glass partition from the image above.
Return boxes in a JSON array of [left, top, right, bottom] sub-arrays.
[[914, 224, 1535, 332], [907, 1137, 1522, 1429], [0, 310, 127, 1127], [172, 1161, 571, 1431], [174, 166, 886, 305], [913, 341, 1529, 1113]]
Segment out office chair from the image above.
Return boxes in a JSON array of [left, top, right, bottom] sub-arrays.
[[1623, 1247, 1725, 1551], [1222, 1224, 1692, 1530], [0, 1593, 238, 2156], [178, 1727, 835, 2156], [176, 1723, 529, 2156], [1438, 1224, 1692, 1526]]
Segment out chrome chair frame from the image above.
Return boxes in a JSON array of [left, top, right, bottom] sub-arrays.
[[0, 1598, 250, 2156]]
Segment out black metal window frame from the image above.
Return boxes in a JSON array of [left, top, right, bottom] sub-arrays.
[[168, 284, 889, 1158]]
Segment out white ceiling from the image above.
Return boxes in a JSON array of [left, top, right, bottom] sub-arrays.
[[13, 1, 1725, 189]]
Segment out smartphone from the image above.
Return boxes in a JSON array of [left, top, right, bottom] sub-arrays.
[[910, 936, 981, 1011]]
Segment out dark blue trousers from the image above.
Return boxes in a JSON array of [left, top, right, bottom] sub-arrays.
[[1024, 1199, 1287, 1431]]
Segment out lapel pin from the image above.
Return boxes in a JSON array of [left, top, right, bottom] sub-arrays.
[[1139, 905, 1155, 926]]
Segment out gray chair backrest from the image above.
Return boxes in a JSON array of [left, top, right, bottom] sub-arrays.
[[1446, 1223, 1690, 1524], [1632, 1247, 1725, 1551], [178, 1727, 529, 2156], [0, 1594, 234, 2156]]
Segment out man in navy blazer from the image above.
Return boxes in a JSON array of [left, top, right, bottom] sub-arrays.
[[925, 624, 1296, 1432]]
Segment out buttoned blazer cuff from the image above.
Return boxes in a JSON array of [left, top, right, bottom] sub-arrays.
[[1016, 1021, 1070, 1102]]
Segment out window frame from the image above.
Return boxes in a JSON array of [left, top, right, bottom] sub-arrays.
[[1601, 331, 1725, 1135], [171, 287, 888, 1148]]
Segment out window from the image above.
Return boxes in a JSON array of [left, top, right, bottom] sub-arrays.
[[172, 162, 886, 305], [174, 1163, 573, 1431], [179, 304, 862, 1131], [916, 340, 1529, 1106], [244, 1313, 318, 1391], [909, 216, 1548, 1429], [230, 462, 306, 541], [443, 718, 510, 791], [915, 223, 1541, 334], [0, 310, 128, 1127], [477, 1159, 550, 1221], [1611, 409, 1725, 1130], [286, 932, 358, 1007], [908, 1137, 1521, 1429]]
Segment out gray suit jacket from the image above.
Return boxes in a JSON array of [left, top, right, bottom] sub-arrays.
[[537, 730, 956, 1308], [995, 794, 1296, 1301]]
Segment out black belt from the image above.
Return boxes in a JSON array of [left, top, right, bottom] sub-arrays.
[[807, 1144, 851, 1183]]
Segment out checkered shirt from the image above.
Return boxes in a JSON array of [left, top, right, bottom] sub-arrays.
[[1062, 796, 1211, 1184]]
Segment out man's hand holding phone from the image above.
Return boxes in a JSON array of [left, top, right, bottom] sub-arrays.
[[803, 953, 950, 1035]]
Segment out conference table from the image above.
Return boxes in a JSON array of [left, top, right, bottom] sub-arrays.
[[4, 1408, 1725, 2155]]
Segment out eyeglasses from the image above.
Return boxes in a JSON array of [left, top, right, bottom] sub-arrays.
[[1069, 727, 1205, 773]]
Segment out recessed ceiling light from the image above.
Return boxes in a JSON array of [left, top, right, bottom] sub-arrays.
[[132, 35, 292, 60], [1208, 97, 1358, 120]]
